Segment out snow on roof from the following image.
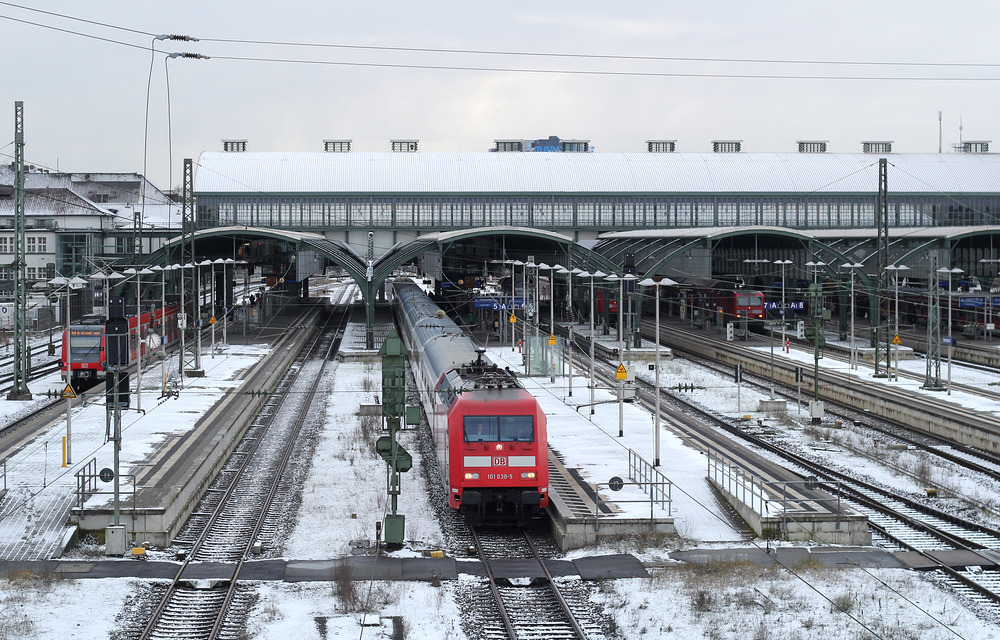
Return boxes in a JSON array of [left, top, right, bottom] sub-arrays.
[[194, 151, 1000, 196]]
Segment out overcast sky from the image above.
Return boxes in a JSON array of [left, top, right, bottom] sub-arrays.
[[2, 1, 999, 191]]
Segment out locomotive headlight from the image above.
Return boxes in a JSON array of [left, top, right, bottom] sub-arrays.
[[521, 472, 536, 479], [464, 472, 479, 480], [495, 443, 503, 451]]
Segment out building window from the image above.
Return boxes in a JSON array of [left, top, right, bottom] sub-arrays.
[[390, 139, 419, 152], [959, 141, 990, 153], [324, 140, 352, 152], [0, 237, 9, 253], [26, 237, 46, 253], [713, 140, 742, 153], [92, 193, 111, 203], [222, 139, 247, 152], [493, 140, 524, 152], [561, 140, 589, 152], [862, 141, 892, 154], [797, 141, 828, 153], [647, 140, 676, 153], [115, 237, 131, 254]]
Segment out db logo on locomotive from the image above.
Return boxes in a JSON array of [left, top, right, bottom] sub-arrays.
[[493, 457, 507, 466]]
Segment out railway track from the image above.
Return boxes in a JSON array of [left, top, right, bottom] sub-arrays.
[[575, 331, 1000, 614], [468, 527, 603, 640], [657, 326, 1000, 484], [130, 304, 350, 640]]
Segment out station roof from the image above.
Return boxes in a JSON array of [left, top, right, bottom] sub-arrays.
[[194, 151, 1000, 196]]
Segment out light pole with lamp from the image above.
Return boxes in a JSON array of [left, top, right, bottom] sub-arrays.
[[210, 258, 225, 357], [526, 261, 538, 338], [586, 270, 607, 414], [524, 260, 537, 375], [804, 261, 826, 421], [224, 258, 235, 347], [885, 264, 909, 380], [512, 260, 524, 351], [149, 264, 171, 394], [198, 259, 212, 366], [937, 266, 963, 395], [774, 259, 793, 352], [638, 276, 677, 466], [538, 263, 557, 382], [605, 273, 627, 437], [123, 267, 155, 411], [841, 263, 864, 371], [48, 274, 88, 466], [557, 266, 578, 396]]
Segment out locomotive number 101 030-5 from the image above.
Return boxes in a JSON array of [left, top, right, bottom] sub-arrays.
[[487, 473, 514, 480]]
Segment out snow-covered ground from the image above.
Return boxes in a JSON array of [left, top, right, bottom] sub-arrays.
[[1, 293, 999, 638]]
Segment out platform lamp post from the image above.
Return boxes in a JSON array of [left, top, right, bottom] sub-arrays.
[[123, 267, 155, 411], [198, 259, 212, 366], [526, 260, 538, 338], [583, 270, 606, 415], [557, 266, 576, 396], [803, 261, 826, 422], [841, 263, 864, 371], [512, 260, 524, 351], [885, 264, 909, 381], [48, 274, 87, 466], [639, 276, 678, 466], [224, 258, 236, 347], [209, 258, 223, 357], [538, 263, 556, 382], [774, 259, 793, 352], [524, 260, 537, 376], [605, 273, 626, 437], [150, 264, 170, 394], [937, 266, 963, 395]]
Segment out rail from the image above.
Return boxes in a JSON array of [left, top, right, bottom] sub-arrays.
[[592, 449, 673, 531], [628, 449, 672, 514], [74, 458, 98, 510], [706, 448, 844, 540]]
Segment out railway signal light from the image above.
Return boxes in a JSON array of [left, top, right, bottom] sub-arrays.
[[726, 323, 734, 341]]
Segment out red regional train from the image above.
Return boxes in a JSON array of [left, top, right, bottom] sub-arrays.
[[61, 302, 181, 387], [392, 280, 548, 526], [661, 279, 766, 325]]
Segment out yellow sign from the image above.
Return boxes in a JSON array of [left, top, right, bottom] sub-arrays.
[[509, 314, 516, 324], [548, 334, 556, 346], [61, 384, 77, 399], [209, 316, 217, 325], [892, 334, 901, 345], [616, 364, 627, 380]]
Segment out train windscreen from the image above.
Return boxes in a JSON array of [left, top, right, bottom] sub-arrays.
[[464, 415, 534, 442], [69, 330, 103, 362]]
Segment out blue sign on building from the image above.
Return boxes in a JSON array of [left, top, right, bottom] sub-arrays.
[[959, 296, 986, 309], [474, 297, 525, 310]]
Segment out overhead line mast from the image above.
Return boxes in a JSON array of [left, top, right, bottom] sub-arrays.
[[8, 100, 32, 400]]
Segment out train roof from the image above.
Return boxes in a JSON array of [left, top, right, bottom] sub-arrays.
[[393, 280, 519, 387]]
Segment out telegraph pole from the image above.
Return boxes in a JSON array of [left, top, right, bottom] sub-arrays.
[[8, 101, 32, 400]]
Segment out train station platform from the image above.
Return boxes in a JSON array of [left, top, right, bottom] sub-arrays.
[[72, 306, 325, 547], [483, 331, 871, 549]]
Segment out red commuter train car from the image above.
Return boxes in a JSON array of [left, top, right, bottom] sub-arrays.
[[62, 302, 181, 387], [709, 288, 766, 323], [393, 280, 548, 526]]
